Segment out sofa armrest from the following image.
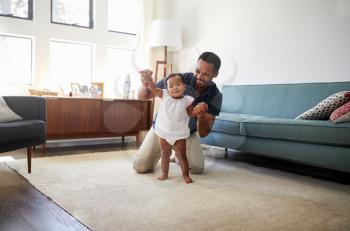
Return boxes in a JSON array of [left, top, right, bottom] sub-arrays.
[[3, 96, 46, 122]]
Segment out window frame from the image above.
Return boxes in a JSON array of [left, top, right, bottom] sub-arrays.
[[107, 0, 139, 35], [0, 0, 33, 20], [50, 0, 94, 29], [0, 33, 34, 85], [106, 46, 139, 98], [108, 29, 137, 36], [49, 39, 94, 85]]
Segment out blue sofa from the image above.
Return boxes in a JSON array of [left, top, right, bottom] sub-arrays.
[[201, 82, 350, 173], [0, 96, 46, 173]]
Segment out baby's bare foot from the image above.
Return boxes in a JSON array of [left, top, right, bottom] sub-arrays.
[[157, 175, 168, 181], [183, 176, 193, 184]]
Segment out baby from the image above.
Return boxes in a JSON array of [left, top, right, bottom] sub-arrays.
[[148, 73, 207, 183]]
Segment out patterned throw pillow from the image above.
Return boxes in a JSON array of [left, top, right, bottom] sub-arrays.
[[0, 96, 23, 123], [296, 91, 350, 120], [330, 101, 350, 123]]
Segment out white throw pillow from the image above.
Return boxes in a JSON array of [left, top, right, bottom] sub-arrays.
[[0, 96, 23, 123]]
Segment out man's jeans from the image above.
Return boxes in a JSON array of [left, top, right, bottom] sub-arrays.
[[133, 128, 204, 174]]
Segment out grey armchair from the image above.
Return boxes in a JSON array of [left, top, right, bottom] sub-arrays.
[[0, 96, 46, 173]]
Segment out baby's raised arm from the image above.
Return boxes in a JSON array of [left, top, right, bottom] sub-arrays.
[[147, 79, 163, 98]]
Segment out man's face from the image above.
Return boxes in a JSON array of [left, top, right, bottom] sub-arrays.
[[194, 59, 218, 89]]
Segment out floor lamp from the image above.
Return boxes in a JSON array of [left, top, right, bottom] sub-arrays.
[[149, 19, 182, 119], [150, 19, 182, 83]]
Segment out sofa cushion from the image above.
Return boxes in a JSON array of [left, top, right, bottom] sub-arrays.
[[240, 117, 350, 146], [212, 113, 266, 135], [330, 101, 350, 123], [295, 91, 350, 120], [0, 120, 46, 143], [0, 96, 23, 122], [221, 82, 350, 119]]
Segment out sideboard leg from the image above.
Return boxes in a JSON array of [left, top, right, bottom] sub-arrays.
[[42, 144, 46, 156], [136, 133, 141, 147]]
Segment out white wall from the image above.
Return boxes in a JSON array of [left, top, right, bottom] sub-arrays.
[[2, 0, 349, 96], [0, 0, 152, 96], [165, 0, 350, 88]]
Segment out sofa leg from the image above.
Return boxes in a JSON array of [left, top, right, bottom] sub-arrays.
[[27, 146, 32, 173]]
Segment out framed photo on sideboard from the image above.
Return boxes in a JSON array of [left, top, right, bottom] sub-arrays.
[[71, 82, 104, 98], [90, 82, 104, 98]]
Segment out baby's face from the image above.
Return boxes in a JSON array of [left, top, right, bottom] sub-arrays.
[[167, 76, 186, 98]]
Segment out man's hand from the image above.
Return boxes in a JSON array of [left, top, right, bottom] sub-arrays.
[[192, 102, 208, 118], [192, 102, 215, 138], [140, 69, 155, 88], [138, 69, 156, 100]]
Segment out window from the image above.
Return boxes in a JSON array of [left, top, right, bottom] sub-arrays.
[[51, 0, 93, 28], [0, 34, 33, 84], [108, 0, 139, 35], [49, 40, 94, 92], [106, 47, 141, 98], [0, 0, 33, 19]]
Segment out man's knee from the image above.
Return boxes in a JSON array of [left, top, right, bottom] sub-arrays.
[[190, 167, 204, 174], [133, 128, 160, 173], [133, 159, 152, 173], [187, 133, 204, 174]]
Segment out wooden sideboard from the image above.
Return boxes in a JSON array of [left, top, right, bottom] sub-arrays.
[[46, 97, 152, 146]]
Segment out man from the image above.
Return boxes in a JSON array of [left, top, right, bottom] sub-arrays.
[[133, 51, 222, 174]]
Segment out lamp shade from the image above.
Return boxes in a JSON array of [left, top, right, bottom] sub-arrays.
[[150, 19, 182, 51]]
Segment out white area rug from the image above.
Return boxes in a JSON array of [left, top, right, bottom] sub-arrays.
[[6, 150, 350, 231]]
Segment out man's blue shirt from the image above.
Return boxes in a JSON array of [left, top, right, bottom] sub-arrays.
[[156, 72, 222, 133]]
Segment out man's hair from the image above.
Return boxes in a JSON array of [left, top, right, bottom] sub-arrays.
[[198, 52, 221, 73]]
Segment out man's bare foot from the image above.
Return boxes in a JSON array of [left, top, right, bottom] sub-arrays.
[[157, 175, 168, 181], [183, 176, 193, 184]]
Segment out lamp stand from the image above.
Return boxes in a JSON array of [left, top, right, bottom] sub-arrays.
[[154, 46, 172, 84], [151, 46, 173, 120]]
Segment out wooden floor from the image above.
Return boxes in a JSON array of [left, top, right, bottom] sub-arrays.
[[0, 142, 131, 231], [0, 141, 349, 231], [0, 164, 90, 231]]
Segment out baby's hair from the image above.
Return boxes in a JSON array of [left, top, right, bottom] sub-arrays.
[[166, 73, 185, 84]]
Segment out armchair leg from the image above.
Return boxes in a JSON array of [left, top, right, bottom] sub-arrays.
[[27, 146, 32, 173]]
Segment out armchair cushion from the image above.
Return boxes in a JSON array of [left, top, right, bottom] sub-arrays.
[[0, 96, 22, 122], [0, 120, 46, 143]]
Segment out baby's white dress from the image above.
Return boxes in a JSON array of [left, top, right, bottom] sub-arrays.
[[154, 89, 194, 145]]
